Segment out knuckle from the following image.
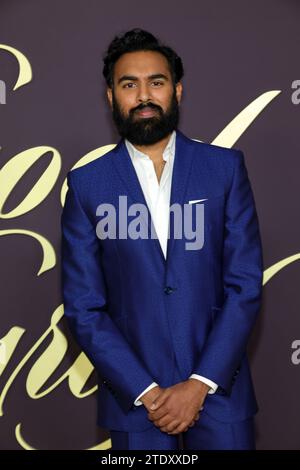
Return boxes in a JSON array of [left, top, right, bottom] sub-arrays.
[[180, 422, 188, 432]]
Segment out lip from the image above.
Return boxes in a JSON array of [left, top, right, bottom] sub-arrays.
[[136, 108, 157, 118]]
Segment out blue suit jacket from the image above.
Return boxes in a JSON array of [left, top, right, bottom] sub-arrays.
[[61, 129, 263, 431]]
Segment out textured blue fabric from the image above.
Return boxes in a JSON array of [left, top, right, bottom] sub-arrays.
[[61, 129, 263, 432], [110, 414, 255, 450]]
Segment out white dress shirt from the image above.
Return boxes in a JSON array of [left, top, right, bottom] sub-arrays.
[[125, 130, 218, 406]]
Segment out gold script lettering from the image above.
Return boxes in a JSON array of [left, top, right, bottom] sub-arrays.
[[0, 146, 61, 218], [0, 305, 95, 416], [0, 44, 32, 90]]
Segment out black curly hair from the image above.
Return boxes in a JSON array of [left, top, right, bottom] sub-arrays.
[[102, 28, 184, 89]]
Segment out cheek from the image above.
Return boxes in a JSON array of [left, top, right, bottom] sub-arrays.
[[157, 89, 175, 108], [119, 91, 135, 103], [115, 91, 136, 111]]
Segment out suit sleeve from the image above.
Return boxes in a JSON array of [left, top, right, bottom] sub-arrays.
[[60, 171, 155, 414], [193, 150, 263, 394]]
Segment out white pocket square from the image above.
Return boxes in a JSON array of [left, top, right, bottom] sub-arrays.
[[188, 198, 208, 204]]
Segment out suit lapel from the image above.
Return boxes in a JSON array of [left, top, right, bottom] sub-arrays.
[[111, 136, 165, 261], [166, 130, 195, 263], [111, 129, 195, 265]]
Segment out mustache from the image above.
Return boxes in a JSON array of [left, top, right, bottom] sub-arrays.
[[131, 102, 162, 114]]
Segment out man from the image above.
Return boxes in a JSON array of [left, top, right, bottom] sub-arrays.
[[61, 28, 263, 450]]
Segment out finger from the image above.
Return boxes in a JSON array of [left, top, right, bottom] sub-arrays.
[[153, 414, 175, 428], [150, 391, 170, 411], [160, 420, 180, 433], [167, 426, 182, 435], [166, 423, 188, 435], [148, 407, 169, 421], [188, 420, 195, 428]]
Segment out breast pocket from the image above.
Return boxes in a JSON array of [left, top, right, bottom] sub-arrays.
[[187, 194, 225, 239]]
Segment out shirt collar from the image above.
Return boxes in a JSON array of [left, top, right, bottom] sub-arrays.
[[125, 130, 176, 163]]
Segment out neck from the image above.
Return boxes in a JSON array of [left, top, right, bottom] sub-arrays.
[[130, 132, 173, 163]]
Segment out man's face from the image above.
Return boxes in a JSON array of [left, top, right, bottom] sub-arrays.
[[106, 50, 183, 145]]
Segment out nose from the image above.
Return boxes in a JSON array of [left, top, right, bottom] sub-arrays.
[[137, 81, 153, 103]]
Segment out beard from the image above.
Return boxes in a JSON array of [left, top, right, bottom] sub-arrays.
[[111, 88, 180, 146]]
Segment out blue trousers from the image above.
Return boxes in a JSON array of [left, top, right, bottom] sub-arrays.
[[110, 414, 255, 450], [110, 363, 255, 450]]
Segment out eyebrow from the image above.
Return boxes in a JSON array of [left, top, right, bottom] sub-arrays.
[[117, 73, 169, 85]]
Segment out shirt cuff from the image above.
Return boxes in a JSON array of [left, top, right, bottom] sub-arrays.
[[189, 374, 218, 394], [134, 382, 159, 406]]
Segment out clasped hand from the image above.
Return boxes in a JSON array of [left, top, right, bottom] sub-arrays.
[[144, 379, 209, 435]]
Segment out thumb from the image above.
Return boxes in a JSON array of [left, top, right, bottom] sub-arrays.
[[150, 401, 158, 410], [150, 391, 167, 410]]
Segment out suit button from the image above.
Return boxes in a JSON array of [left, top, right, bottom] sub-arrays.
[[164, 286, 174, 294]]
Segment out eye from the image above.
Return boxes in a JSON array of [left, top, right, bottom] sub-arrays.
[[152, 81, 163, 86], [123, 82, 136, 88]]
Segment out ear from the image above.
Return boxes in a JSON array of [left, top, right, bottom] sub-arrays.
[[106, 87, 113, 108], [175, 81, 183, 104]]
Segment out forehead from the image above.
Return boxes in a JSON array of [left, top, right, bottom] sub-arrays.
[[113, 50, 171, 78]]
